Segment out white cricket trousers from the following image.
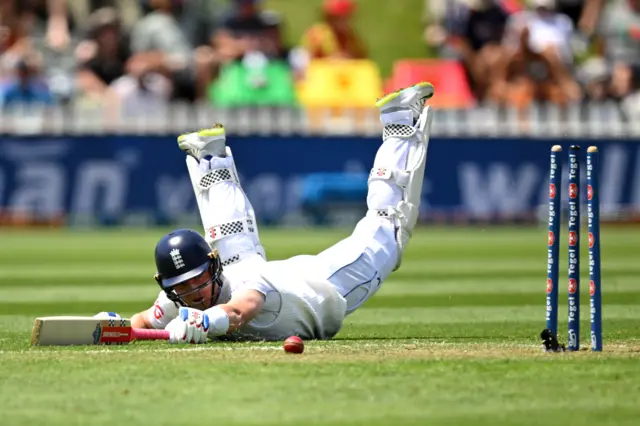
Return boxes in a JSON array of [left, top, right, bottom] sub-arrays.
[[314, 133, 413, 315]]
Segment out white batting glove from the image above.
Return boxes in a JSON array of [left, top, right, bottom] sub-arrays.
[[165, 307, 210, 344], [93, 312, 121, 319]]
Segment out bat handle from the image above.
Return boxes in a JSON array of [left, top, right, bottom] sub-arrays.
[[131, 328, 171, 341]]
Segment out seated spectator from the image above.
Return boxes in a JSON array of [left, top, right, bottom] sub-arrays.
[[0, 1, 78, 106], [300, 0, 367, 60], [498, 0, 606, 35], [110, 71, 172, 118], [576, 56, 611, 101], [206, 0, 298, 107], [450, 0, 511, 100], [489, 0, 581, 110], [422, 0, 471, 59], [212, 0, 277, 63], [179, 0, 224, 48], [555, 0, 605, 35], [260, 11, 308, 80], [596, 0, 640, 101], [75, 7, 132, 102], [0, 0, 36, 78], [0, 0, 75, 53], [129, 0, 194, 101], [552, 0, 606, 61], [66, 0, 141, 34], [0, 53, 54, 109], [211, 1, 303, 70]]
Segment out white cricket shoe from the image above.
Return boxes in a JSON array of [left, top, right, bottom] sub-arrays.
[[177, 124, 226, 160], [376, 82, 434, 126]]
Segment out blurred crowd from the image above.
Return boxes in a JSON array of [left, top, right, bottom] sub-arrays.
[[2, 0, 640, 116], [0, 0, 367, 111], [424, 0, 640, 112]]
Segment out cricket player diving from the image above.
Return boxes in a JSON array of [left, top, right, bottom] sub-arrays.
[[118, 82, 435, 343]]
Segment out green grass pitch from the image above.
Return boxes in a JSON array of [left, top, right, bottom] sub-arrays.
[[1, 226, 639, 425]]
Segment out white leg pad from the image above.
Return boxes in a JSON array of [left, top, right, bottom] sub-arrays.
[[186, 154, 267, 266], [366, 106, 434, 269]]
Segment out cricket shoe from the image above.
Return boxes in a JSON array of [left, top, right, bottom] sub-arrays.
[[177, 124, 226, 160], [376, 82, 434, 126]]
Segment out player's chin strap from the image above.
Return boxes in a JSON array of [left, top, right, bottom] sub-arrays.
[[367, 106, 433, 270]]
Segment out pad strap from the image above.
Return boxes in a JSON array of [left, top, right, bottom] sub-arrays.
[[367, 209, 392, 218], [368, 167, 410, 189], [382, 124, 416, 141], [220, 250, 262, 267], [198, 167, 238, 191], [206, 218, 256, 243]]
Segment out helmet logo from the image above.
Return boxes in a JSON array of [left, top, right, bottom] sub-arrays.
[[170, 249, 185, 269]]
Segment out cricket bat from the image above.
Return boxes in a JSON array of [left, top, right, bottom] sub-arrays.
[[31, 316, 170, 346]]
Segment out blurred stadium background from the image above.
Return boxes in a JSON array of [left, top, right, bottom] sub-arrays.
[[1, 0, 640, 230]]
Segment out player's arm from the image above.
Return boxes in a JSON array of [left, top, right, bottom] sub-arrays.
[[165, 285, 267, 343], [209, 289, 265, 334], [130, 310, 153, 329], [131, 291, 179, 330]]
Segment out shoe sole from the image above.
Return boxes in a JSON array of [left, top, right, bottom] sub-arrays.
[[375, 82, 434, 108]]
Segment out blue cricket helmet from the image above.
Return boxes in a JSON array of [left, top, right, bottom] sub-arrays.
[[153, 229, 223, 307]]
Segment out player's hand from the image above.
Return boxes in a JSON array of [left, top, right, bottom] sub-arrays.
[[165, 307, 210, 344]]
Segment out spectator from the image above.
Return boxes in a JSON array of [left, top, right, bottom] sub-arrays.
[[450, 0, 511, 100], [490, 0, 581, 111], [576, 56, 610, 101], [422, 0, 471, 59], [554, 0, 605, 35], [129, 0, 194, 100], [502, 0, 606, 34], [554, 0, 589, 27], [0, 0, 75, 53], [0, 53, 54, 108], [66, 1, 142, 34], [552, 1, 607, 61], [206, 0, 298, 108], [300, 0, 367, 60], [0, 0, 31, 78], [0, 2, 74, 105], [178, 0, 225, 48], [75, 7, 132, 102], [212, 0, 276, 64], [110, 71, 172, 118], [596, 0, 640, 101], [260, 11, 308, 80]]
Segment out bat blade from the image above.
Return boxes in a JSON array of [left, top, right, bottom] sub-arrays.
[[31, 316, 133, 346]]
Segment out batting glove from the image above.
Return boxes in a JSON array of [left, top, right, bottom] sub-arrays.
[[165, 307, 210, 344]]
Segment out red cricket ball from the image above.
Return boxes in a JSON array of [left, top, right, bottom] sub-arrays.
[[283, 336, 304, 354]]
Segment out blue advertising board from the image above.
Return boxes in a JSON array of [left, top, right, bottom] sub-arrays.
[[0, 135, 639, 226]]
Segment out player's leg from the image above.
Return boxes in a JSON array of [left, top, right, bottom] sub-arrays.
[[177, 125, 267, 267], [368, 82, 434, 267], [316, 83, 435, 314]]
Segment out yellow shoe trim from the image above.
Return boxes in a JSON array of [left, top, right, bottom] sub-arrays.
[[375, 82, 435, 108], [177, 125, 225, 143], [198, 124, 225, 138]]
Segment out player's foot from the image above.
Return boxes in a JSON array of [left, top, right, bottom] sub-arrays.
[[177, 124, 226, 160], [376, 82, 434, 125]]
